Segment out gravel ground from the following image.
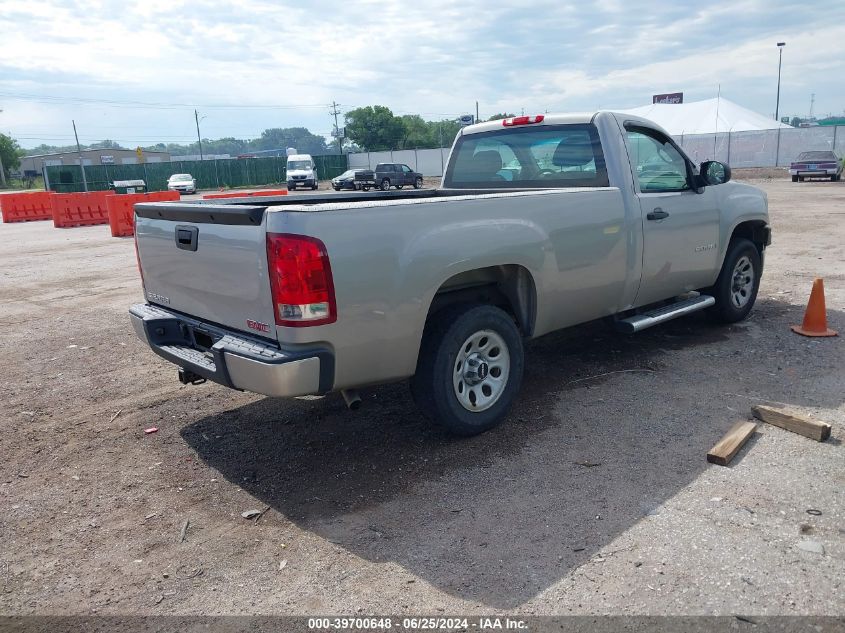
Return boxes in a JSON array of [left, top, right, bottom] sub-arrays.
[[0, 174, 843, 615]]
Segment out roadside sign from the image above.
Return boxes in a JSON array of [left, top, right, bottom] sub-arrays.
[[459, 114, 475, 127], [653, 92, 683, 104], [136, 146, 143, 160], [781, 117, 791, 124], [101, 155, 114, 164], [331, 126, 346, 138]]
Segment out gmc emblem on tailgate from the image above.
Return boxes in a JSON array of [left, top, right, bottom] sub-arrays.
[[247, 319, 271, 333]]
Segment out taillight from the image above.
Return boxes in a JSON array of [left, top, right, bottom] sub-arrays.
[[502, 115, 545, 127], [266, 233, 337, 327]]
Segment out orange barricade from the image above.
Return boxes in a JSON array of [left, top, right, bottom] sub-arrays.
[[0, 191, 54, 223], [51, 191, 115, 228], [107, 190, 181, 237], [202, 189, 288, 199]]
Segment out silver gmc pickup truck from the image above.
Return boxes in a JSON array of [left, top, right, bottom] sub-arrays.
[[131, 112, 770, 436]]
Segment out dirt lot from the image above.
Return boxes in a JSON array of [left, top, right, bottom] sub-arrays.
[[1, 173, 843, 615]]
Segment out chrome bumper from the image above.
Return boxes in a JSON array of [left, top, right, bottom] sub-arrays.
[[129, 304, 333, 397]]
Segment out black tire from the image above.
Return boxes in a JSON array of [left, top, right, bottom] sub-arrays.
[[414, 177, 423, 189], [380, 178, 391, 191], [332, 186, 339, 191], [707, 238, 762, 323], [287, 186, 293, 191], [312, 184, 318, 190], [799, 176, 805, 182], [410, 304, 524, 436], [791, 175, 798, 182]]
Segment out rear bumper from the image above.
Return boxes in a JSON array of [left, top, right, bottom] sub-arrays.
[[129, 303, 334, 397], [789, 169, 838, 176]]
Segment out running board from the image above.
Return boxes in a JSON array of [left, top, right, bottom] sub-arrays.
[[616, 294, 715, 333]]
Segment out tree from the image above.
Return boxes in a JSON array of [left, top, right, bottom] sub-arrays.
[[487, 113, 516, 121], [428, 119, 462, 148], [0, 134, 24, 179], [254, 127, 330, 154], [344, 106, 405, 151], [398, 115, 430, 149]]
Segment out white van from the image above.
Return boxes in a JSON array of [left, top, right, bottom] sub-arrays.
[[286, 154, 318, 190]]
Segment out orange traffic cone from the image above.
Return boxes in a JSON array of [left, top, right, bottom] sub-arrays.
[[791, 278, 837, 337]]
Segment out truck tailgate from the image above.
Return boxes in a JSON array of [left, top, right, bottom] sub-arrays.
[[134, 203, 277, 337]]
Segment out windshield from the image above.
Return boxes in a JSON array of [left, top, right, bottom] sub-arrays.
[[169, 174, 192, 182], [797, 151, 837, 161], [444, 124, 608, 189], [288, 161, 311, 170], [337, 170, 355, 178]]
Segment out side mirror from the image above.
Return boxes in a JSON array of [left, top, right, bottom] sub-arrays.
[[700, 160, 731, 186]]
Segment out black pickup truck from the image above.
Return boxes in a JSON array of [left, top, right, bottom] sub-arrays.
[[372, 163, 424, 191]]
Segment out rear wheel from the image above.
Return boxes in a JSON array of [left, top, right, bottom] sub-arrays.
[[380, 178, 391, 191], [791, 175, 798, 182], [410, 304, 524, 436], [707, 238, 762, 323]]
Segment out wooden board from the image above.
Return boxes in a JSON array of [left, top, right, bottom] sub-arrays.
[[707, 421, 758, 466], [752, 405, 832, 442]]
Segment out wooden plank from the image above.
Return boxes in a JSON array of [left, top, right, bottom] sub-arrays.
[[752, 405, 832, 442], [707, 421, 758, 466]]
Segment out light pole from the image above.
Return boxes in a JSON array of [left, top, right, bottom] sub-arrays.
[[194, 109, 206, 160], [775, 42, 786, 121]]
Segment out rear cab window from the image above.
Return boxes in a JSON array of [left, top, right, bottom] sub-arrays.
[[444, 123, 609, 189]]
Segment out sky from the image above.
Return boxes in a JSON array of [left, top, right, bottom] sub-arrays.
[[1, 0, 843, 150]]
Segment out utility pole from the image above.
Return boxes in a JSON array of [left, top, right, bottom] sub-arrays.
[[330, 101, 342, 155], [72, 119, 88, 192], [775, 42, 786, 121], [195, 109, 204, 161], [475, 101, 479, 124]]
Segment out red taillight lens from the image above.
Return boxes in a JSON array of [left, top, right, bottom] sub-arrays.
[[502, 115, 545, 127], [266, 233, 337, 327]]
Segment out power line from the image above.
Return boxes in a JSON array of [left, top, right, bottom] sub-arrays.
[[0, 91, 334, 110]]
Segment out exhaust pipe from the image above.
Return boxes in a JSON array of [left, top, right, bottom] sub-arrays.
[[341, 389, 362, 410]]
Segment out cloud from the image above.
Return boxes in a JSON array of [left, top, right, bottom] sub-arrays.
[[1, 0, 843, 148]]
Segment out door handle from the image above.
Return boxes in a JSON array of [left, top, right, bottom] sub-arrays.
[[647, 208, 669, 221]]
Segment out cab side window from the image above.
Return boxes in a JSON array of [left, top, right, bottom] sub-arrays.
[[625, 126, 690, 193], [402, 165, 412, 173]]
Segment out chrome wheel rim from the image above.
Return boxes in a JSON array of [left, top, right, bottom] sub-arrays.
[[731, 255, 754, 308], [452, 329, 510, 412]]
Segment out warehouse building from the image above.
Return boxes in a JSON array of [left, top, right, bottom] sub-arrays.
[[18, 148, 171, 177]]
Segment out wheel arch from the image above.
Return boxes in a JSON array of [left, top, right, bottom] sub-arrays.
[[424, 264, 538, 338]]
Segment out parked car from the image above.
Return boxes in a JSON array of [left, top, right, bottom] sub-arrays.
[[331, 169, 377, 191], [131, 111, 769, 436], [789, 151, 843, 182], [373, 163, 424, 191], [167, 174, 197, 194]]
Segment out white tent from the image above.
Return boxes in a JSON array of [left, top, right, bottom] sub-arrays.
[[619, 98, 791, 135]]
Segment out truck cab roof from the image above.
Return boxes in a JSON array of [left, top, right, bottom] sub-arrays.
[[460, 111, 670, 137]]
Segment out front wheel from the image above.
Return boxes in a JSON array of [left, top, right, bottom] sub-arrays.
[[380, 178, 391, 191], [413, 177, 423, 189], [707, 238, 762, 323], [791, 175, 799, 183], [410, 304, 524, 436]]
